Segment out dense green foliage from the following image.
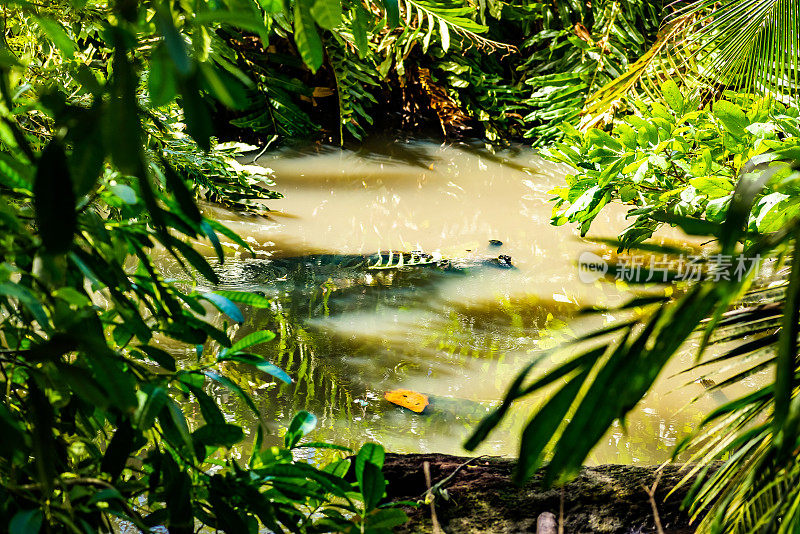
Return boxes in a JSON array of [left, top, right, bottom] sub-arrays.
[[0, 0, 412, 532], [0, 0, 687, 150], [547, 89, 800, 248], [4, 0, 800, 531], [198, 0, 668, 145]]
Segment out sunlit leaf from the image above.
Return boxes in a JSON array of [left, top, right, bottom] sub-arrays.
[[222, 353, 292, 384], [212, 290, 271, 309], [34, 17, 76, 58], [311, 0, 342, 29], [227, 330, 276, 354], [201, 293, 244, 322], [294, 0, 324, 72], [285, 410, 317, 448]]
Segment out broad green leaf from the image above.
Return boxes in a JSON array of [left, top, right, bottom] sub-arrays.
[[204, 371, 260, 415], [311, 0, 342, 30], [285, 410, 317, 448], [100, 421, 137, 481], [148, 45, 177, 107], [205, 219, 255, 253], [258, 0, 285, 13], [135, 385, 168, 430], [109, 184, 137, 204], [199, 63, 250, 110], [228, 331, 276, 354], [259, 462, 351, 493], [757, 197, 800, 233], [165, 467, 193, 532], [87, 352, 138, 411], [661, 79, 683, 113], [161, 157, 202, 224], [9, 509, 43, 534], [714, 100, 747, 138], [193, 423, 244, 447], [690, 176, 734, 199], [68, 106, 105, 196], [355, 442, 385, 484], [178, 73, 213, 152], [201, 293, 244, 322], [0, 153, 33, 191], [34, 17, 76, 58], [359, 462, 385, 512], [294, 0, 324, 72], [382, 0, 399, 28], [212, 290, 271, 308], [155, 6, 191, 75], [439, 19, 450, 52], [106, 31, 144, 177], [651, 211, 722, 237], [59, 365, 109, 408], [0, 282, 49, 328], [165, 235, 219, 284], [705, 195, 731, 222], [177, 371, 206, 389], [222, 353, 292, 384], [619, 184, 637, 202], [323, 458, 351, 478], [201, 221, 224, 262], [137, 345, 177, 372], [159, 398, 194, 454], [616, 123, 637, 149], [351, 5, 369, 58], [366, 507, 408, 528], [195, 10, 270, 43]]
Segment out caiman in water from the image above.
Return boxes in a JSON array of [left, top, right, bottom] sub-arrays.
[[214, 247, 515, 293], [211, 245, 515, 317]]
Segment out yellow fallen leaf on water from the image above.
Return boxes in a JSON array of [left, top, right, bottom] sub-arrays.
[[384, 389, 429, 413]]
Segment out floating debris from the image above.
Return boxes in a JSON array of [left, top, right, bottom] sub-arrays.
[[385, 389, 430, 413]]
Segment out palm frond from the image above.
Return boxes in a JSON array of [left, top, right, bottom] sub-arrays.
[[580, 0, 800, 125], [672, 0, 800, 99], [579, 14, 694, 128]]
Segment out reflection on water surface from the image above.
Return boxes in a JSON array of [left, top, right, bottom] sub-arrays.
[[164, 140, 750, 465]]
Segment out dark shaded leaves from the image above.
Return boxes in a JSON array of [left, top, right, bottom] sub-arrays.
[[34, 140, 75, 253]]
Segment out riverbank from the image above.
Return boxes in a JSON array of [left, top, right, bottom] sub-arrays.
[[381, 454, 698, 533]]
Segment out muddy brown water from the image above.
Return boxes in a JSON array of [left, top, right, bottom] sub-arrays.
[[157, 140, 764, 467]]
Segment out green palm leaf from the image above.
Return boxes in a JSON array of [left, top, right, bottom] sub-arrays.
[[581, 0, 800, 124], [673, 0, 800, 98]]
